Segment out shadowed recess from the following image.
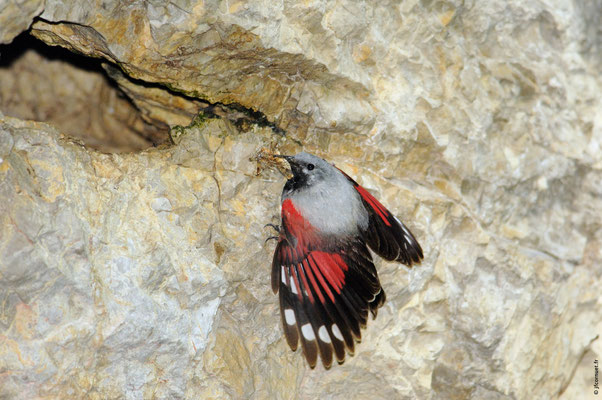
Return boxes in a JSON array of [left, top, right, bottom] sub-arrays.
[[0, 32, 165, 152]]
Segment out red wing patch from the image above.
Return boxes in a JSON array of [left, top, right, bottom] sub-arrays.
[[310, 252, 347, 293], [354, 184, 391, 226], [271, 199, 384, 369]]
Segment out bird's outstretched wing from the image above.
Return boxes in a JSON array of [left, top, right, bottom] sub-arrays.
[[271, 199, 385, 368], [339, 170, 423, 266]]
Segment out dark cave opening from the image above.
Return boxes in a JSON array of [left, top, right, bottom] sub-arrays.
[[0, 32, 167, 152]]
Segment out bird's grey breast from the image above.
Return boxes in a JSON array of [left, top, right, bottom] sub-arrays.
[[289, 173, 369, 235]]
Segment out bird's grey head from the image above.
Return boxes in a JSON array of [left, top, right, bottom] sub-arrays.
[[278, 152, 369, 233], [279, 152, 336, 195]]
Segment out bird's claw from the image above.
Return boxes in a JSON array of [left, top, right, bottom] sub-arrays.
[[265, 236, 279, 244], [264, 223, 281, 233]]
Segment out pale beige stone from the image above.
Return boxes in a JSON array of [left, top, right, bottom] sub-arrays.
[[0, 0, 44, 44], [0, 0, 601, 399]]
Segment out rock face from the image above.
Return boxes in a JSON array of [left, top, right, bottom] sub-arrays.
[[1, 1, 601, 399], [0, 0, 43, 44]]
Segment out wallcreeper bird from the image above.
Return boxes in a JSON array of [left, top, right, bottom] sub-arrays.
[[271, 152, 423, 368]]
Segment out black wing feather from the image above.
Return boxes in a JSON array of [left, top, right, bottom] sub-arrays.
[[338, 170, 424, 266], [272, 232, 383, 368]]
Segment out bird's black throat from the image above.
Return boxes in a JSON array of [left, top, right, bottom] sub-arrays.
[[281, 156, 310, 196], [283, 172, 308, 195]]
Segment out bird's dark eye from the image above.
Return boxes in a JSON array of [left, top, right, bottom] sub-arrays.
[[307, 163, 315, 171]]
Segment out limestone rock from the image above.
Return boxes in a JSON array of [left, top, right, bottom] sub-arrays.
[[0, 0, 44, 44], [1, 0, 602, 399]]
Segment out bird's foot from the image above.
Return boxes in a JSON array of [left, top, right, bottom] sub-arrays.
[[264, 223, 281, 233]]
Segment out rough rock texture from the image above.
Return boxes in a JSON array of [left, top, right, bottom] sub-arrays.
[[1, 1, 602, 399], [0, 0, 44, 44]]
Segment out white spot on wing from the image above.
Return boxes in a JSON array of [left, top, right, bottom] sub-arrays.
[[281, 266, 286, 284], [284, 309, 296, 325], [318, 326, 331, 343], [290, 275, 298, 294], [332, 324, 344, 341], [301, 323, 315, 341]]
